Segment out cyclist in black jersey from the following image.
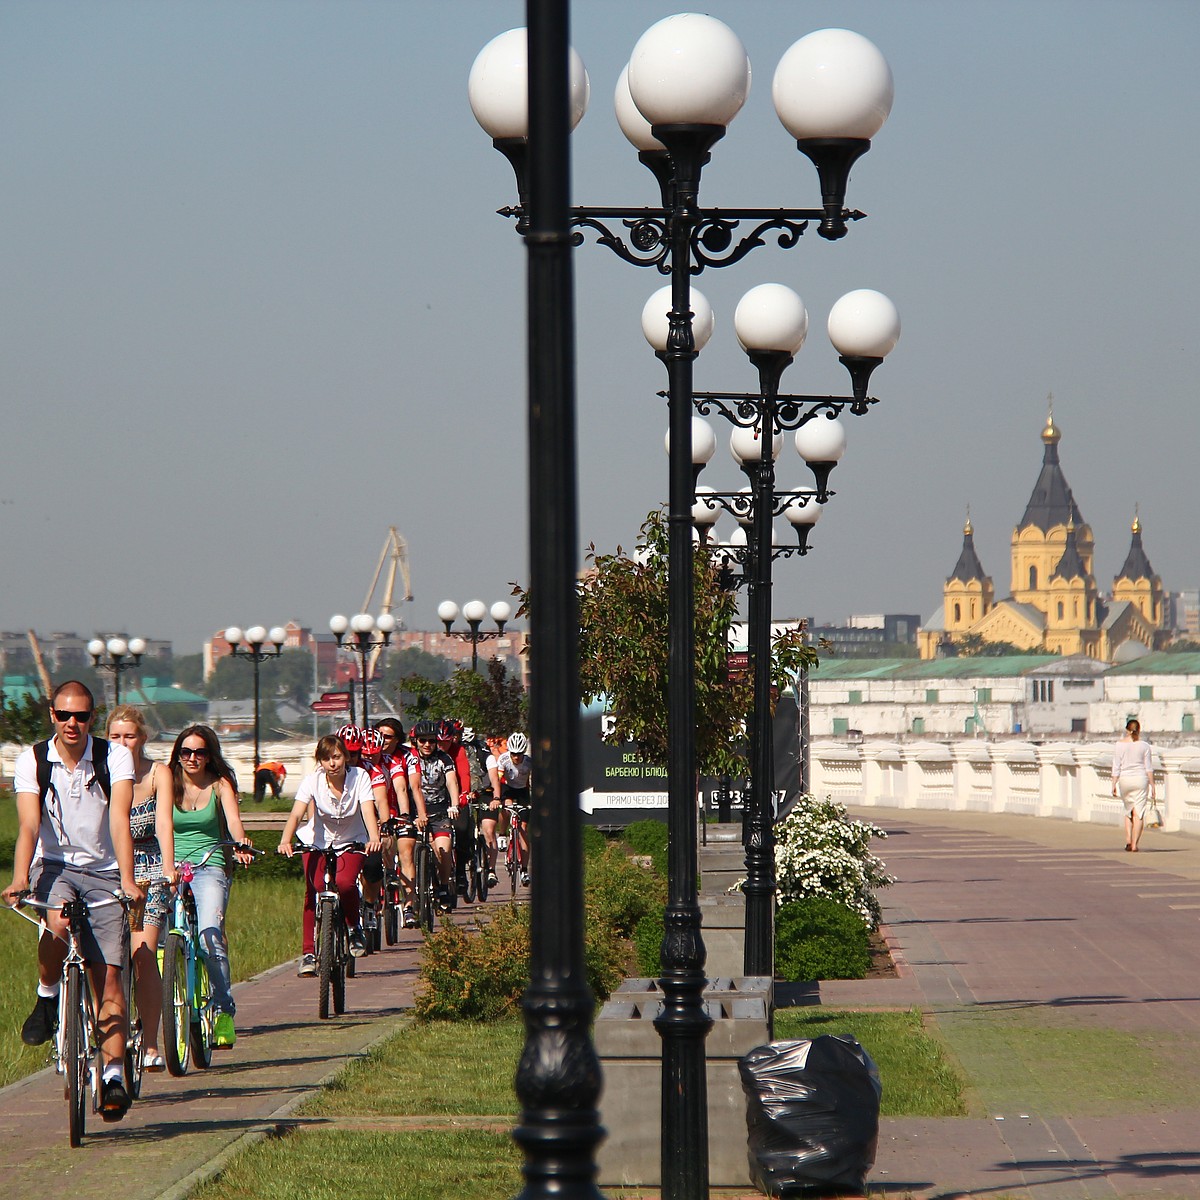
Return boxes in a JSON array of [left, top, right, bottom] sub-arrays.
[[410, 720, 460, 910]]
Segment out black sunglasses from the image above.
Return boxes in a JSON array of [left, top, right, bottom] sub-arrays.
[[179, 746, 209, 758], [53, 708, 93, 723]]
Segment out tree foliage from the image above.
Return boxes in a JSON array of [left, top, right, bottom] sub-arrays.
[[0, 693, 50, 743], [397, 658, 526, 737], [571, 508, 817, 778]]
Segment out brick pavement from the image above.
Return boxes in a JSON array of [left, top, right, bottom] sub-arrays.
[[827, 808, 1200, 1199], [5, 811, 1200, 1199]]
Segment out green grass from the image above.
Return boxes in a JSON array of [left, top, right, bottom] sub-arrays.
[[308, 1018, 525, 1117], [191, 1130, 522, 1200], [774, 1007, 968, 1117]]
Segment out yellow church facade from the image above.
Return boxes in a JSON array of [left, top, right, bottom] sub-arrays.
[[918, 413, 1166, 662]]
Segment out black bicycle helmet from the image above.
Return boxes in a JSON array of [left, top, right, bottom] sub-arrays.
[[411, 719, 438, 743]]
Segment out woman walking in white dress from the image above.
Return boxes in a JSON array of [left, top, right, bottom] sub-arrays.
[[1113, 718, 1155, 852]]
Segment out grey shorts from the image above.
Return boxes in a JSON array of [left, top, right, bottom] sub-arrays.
[[31, 862, 130, 968]]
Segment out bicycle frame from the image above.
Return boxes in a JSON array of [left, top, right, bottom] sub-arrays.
[[10, 886, 127, 1147]]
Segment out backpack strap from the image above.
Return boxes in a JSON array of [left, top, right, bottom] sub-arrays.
[[34, 739, 52, 806], [33, 736, 112, 806], [88, 737, 112, 802]]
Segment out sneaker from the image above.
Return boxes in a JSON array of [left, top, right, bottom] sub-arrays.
[[363, 906, 378, 932], [100, 1077, 132, 1122], [520, 870, 530, 887], [21, 993, 58, 1047], [213, 1012, 236, 1049], [402, 904, 417, 929], [456, 875, 469, 896], [349, 925, 367, 958], [487, 871, 498, 888], [297, 953, 317, 977], [435, 885, 450, 912]]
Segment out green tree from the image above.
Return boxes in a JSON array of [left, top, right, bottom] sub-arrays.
[[0, 693, 50, 743], [954, 633, 1033, 658], [165, 652, 204, 691], [379, 646, 453, 693], [570, 508, 816, 777], [261, 649, 316, 708], [398, 658, 526, 736]]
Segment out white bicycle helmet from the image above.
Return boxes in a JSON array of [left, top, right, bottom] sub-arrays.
[[507, 732, 529, 755]]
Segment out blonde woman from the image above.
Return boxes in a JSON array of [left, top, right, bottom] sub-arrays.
[[106, 705, 176, 1071], [1112, 717, 1155, 852]]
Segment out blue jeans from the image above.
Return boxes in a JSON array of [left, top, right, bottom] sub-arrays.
[[188, 864, 235, 1016]]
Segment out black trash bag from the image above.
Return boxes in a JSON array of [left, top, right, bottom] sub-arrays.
[[739, 1034, 881, 1195]]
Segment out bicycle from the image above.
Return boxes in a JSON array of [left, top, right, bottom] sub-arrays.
[[504, 802, 531, 898], [293, 841, 365, 1019], [163, 841, 258, 1076], [464, 800, 493, 903], [8, 883, 133, 1147], [379, 818, 411, 944], [411, 824, 437, 935]]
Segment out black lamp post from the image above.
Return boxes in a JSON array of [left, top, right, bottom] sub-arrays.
[[88, 636, 146, 707], [223, 625, 285, 779], [471, 13, 895, 1200], [438, 599, 512, 672], [691, 281, 899, 977], [330, 612, 396, 729]]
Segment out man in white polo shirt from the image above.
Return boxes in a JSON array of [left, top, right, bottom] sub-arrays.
[[3, 680, 140, 1121]]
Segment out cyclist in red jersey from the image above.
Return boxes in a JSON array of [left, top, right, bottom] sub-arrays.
[[370, 719, 426, 927]]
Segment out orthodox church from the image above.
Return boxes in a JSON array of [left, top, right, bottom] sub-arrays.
[[918, 410, 1166, 661]]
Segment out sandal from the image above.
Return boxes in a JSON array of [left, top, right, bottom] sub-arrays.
[[143, 1050, 167, 1072]]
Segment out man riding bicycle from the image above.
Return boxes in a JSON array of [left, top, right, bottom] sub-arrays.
[[410, 719, 460, 910], [2, 681, 142, 1121], [494, 732, 532, 884]]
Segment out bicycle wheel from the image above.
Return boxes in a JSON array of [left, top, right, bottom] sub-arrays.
[[65, 965, 87, 1147], [332, 924, 346, 1016], [383, 886, 399, 945], [507, 837, 519, 898], [317, 901, 334, 1020], [414, 841, 434, 934], [162, 932, 191, 1077], [123, 959, 144, 1100], [190, 951, 214, 1071], [475, 838, 490, 902]]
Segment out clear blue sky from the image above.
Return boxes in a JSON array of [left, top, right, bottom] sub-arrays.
[[2, 1, 1197, 652]]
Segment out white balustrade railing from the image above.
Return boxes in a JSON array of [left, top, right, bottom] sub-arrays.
[[810, 739, 1200, 836]]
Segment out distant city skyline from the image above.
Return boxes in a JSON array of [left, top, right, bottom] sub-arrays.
[[2, 2, 1196, 653]]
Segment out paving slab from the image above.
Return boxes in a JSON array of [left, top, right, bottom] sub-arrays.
[[838, 807, 1200, 1199]]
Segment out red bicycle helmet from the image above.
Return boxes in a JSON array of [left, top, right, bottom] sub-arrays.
[[361, 728, 385, 755], [437, 717, 464, 741], [336, 724, 364, 753]]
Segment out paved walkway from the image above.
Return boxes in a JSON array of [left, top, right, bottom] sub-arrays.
[[827, 807, 1200, 1199], [5, 811, 1200, 1199], [0, 892, 485, 1200]]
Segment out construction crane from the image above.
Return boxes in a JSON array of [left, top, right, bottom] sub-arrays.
[[362, 527, 414, 675]]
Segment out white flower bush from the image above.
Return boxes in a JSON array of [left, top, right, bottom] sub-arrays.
[[774, 794, 895, 929]]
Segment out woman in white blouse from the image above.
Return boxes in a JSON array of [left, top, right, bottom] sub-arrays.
[[1112, 718, 1155, 852], [278, 733, 381, 974]]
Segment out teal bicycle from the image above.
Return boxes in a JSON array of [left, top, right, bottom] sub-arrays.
[[163, 841, 258, 1076]]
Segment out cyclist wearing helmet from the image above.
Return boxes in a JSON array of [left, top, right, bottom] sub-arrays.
[[411, 719, 459, 910], [437, 719, 473, 898], [494, 733, 532, 885], [373, 719, 425, 927], [464, 727, 502, 888]]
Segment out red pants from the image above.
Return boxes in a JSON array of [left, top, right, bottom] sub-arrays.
[[301, 850, 364, 955]]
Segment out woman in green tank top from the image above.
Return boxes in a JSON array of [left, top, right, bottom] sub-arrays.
[[170, 725, 253, 1050]]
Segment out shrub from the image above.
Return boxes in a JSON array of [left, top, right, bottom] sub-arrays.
[[585, 843, 665, 939], [582, 825, 607, 859], [415, 905, 532, 1022], [633, 909, 664, 977], [774, 795, 894, 930], [414, 863, 637, 1021], [775, 897, 870, 981], [622, 819, 668, 877]]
